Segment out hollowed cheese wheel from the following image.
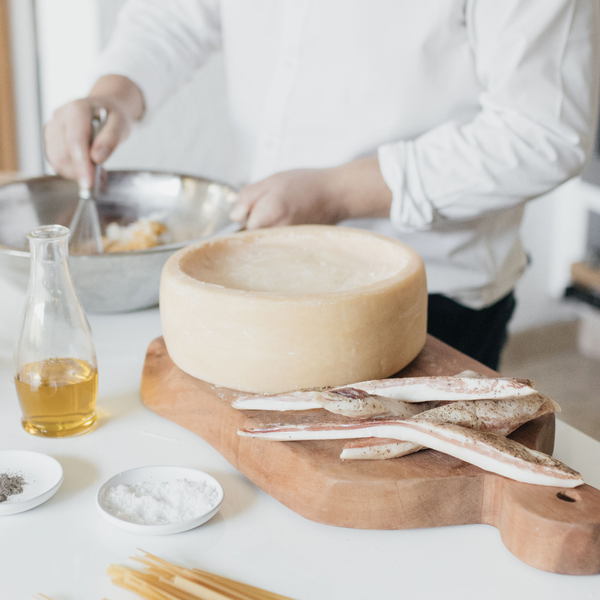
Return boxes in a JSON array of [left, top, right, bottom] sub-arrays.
[[160, 225, 427, 393]]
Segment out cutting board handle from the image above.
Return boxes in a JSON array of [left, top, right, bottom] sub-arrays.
[[484, 477, 600, 575]]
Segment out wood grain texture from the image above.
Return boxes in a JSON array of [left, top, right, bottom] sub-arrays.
[[141, 335, 600, 574], [0, 0, 18, 172]]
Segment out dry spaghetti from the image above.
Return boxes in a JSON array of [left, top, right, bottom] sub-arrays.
[[107, 551, 295, 600]]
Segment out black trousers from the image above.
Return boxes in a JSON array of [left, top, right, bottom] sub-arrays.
[[426, 292, 516, 371]]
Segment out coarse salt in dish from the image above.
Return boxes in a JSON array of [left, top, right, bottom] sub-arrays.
[[102, 479, 218, 525], [96, 466, 224, 535]]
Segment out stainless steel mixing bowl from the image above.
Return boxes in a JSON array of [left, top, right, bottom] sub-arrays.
[[0, 171, 239, 313]]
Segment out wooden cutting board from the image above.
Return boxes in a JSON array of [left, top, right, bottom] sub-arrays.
[[141, 335, 600, 575]]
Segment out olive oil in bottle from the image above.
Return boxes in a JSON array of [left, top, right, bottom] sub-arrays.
[[14, 225, 98, 437], [15, 358, 97, 437]]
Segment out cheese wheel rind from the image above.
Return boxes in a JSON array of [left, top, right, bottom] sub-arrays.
[[160, 226, 427, 393]]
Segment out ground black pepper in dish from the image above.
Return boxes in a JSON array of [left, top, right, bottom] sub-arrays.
[[0, 472, 26, 503]]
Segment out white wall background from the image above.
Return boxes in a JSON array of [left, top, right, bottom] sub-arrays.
[[12, 0, 600, 333], [509, 190, 578, 331], [97, 0, 232, 185], [35, 0, 100, 125], [8, 0, 44, 175]]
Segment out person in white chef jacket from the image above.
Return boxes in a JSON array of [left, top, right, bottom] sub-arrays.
[[45, 0, 600, 370]]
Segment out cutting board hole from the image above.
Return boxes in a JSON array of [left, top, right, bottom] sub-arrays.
[[557, 491, 581, 503]]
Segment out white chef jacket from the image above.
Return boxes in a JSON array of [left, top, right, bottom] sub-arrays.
[[91, 0, 600, 308]]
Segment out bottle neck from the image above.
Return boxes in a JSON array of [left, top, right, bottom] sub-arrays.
[[27, 225, 73, 299], [30, 232, 69, 264]]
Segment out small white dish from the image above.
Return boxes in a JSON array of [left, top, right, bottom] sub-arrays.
[[0, 450, 64, 516], [96, 465, 224, 535]]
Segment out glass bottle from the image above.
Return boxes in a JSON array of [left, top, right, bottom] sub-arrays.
[[14, 225, 98, 437]]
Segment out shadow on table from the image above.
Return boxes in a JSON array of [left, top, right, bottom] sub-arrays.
[[94, 391, 143, 430], [201, 469, 259, 523], [51, 454, 99, 497]]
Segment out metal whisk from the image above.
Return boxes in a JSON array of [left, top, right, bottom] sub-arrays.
[[68, 107, 107, 255]]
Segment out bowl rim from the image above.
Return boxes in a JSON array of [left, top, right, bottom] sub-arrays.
[[95, 465, 224, 534], [0, 450, 64, 516], [0, 171, 240, 258]]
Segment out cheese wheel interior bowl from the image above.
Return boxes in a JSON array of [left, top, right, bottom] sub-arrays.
[[160, 225, 427, 393]]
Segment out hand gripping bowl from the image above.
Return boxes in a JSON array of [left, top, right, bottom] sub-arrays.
[[0, 171, 239, 313]]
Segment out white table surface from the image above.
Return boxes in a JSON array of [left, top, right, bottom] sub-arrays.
[[1, 279, 600, 600]]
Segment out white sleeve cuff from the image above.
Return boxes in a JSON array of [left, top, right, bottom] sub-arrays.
[[377, 141, 436, 233]]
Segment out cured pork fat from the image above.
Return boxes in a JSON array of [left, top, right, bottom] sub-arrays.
[[234, 371, 576, 485], [344, 376, 536, 403], [232, 387, 432, 418], [231, 390, 322, 411], [341, 437, 424, 460], [231, 375, 537, 412], [238, 417, 582, 487], [340, 393, 558, 460], [309, 388, 434, 419]]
